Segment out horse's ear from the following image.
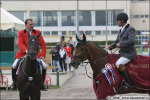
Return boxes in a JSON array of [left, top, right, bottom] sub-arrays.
[[76, 34, 80, 42], [37, 33, 41, 39], [27, 31, 30, 38], [83, 33, 86, 42]]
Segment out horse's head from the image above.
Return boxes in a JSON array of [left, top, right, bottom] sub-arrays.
[[71, 33, 88, 69], [27, 32, 41, 60]]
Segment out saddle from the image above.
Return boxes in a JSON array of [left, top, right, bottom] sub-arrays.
[[16, 57, 43, 75]]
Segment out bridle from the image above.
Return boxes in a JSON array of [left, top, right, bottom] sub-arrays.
[[26, 37, 39, 59], [72, 42, 109, 80], [72, 41, 109, 66]]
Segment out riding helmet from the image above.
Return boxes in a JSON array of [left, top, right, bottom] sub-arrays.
[[117, 13, 128, 23]]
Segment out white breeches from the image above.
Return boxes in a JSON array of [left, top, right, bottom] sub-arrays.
[[66, 56, 71, 64], [12, 58, 48, 69], [115, 57, 131, 68]]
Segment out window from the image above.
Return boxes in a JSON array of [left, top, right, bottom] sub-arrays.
[[96, 11, 106, 26], [69, 31, 76, 35], [145, 15, 149, 18], [85, 31, 92, 35], [111, 31, 118, 35], [79, 11, 91, 26], [52, 31, 58, 36], [62, 11, 75, 26], [43, 31, 50, 36], [102, 31, 110, 35], [62, 31, 66, 36], [132, 15, 140, 18], [140, 15, 144, 18], [136, 30, 141, 35], [43, 11, 58, 26], [10, 11, 24, 21], [30, 11, 42, 26], [95, 31, 101, 35]]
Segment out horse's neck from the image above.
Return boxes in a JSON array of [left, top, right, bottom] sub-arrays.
[[87, 43, 109, 79], [24, 56, 38, 76]]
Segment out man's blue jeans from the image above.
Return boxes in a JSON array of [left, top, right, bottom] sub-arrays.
[[52, 60, 62, 72]]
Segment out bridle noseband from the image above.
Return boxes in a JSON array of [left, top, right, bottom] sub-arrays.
[[72, 42, 88, 64]]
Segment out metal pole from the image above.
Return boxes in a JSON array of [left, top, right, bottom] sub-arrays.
[[76, 0, 79, 36], [57, 71, 59, 87], [105, 0, 108, 49], [126, 0, 128, 13], [0, 0, 3, 85], [141, 32, 143, 55]]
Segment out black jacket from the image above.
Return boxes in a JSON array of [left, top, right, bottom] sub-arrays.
[[50, 51, 60, 61]]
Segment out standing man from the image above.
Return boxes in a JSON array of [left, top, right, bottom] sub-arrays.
[[107, 13, 137, 89], [11, 19, 47, 90]]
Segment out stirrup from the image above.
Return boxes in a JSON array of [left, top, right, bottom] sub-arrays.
[[121, 82, 133, 89]]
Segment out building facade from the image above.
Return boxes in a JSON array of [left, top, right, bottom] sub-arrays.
[[1, 0, 149, 42]]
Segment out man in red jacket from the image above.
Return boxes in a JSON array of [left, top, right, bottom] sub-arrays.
[[11, 19, 47, 90]]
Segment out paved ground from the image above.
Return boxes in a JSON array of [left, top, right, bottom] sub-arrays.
[[0, 64, 149, 100]]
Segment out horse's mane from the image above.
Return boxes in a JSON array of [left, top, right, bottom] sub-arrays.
[[89, 41, 108, 55]]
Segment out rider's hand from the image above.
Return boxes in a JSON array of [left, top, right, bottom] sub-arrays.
[[107, 45, 113, 50], [40, 56, 45, 61], [116, 43, 120, 47], [25, 50, 28, 54]]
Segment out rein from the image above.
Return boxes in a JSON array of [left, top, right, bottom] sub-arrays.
[[21, 55, 39, 82]]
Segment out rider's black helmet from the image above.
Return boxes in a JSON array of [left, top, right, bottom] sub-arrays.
[[117, 13, 128, 23]]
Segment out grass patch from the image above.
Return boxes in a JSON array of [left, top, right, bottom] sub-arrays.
[[137, 48, 148, 53], [47, 85, 60, 89]]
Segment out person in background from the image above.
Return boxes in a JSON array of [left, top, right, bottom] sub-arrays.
[[51, 48, 62, 72], [65, 40, 74, 56], [56, 42, 61, 52], [60, 36, 66, 47], [64, 43, 72, 71], [69, 36, 73, 45], [59, 45, 67, 72]]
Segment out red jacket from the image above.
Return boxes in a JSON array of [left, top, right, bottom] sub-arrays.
[[15, 29, 46, 59], [64, 46, 72, 58]]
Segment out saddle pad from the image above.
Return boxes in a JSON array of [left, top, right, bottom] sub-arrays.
[[109, 54, 150, 90]]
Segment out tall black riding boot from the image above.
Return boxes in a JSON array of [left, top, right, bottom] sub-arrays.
[[119, 65, 133, 89], [10, 68, 17, 90], [42, 69, 47, 91]]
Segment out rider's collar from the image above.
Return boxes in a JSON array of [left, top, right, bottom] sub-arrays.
[[24, 29, 36, 33]]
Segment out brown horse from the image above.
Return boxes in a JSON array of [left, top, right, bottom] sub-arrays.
[[71, 34, 150, 99]]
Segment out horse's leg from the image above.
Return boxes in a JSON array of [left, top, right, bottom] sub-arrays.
[[19, 91, 29, 100], [32, 90, 41, 100]]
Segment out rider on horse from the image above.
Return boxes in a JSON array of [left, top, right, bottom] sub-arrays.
[[11, 19, 47, 91], [108, 13, 137, 89]]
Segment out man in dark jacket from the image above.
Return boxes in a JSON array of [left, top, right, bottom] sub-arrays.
[[50, 48, 62, 72], [108, 13, 137, 89]]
